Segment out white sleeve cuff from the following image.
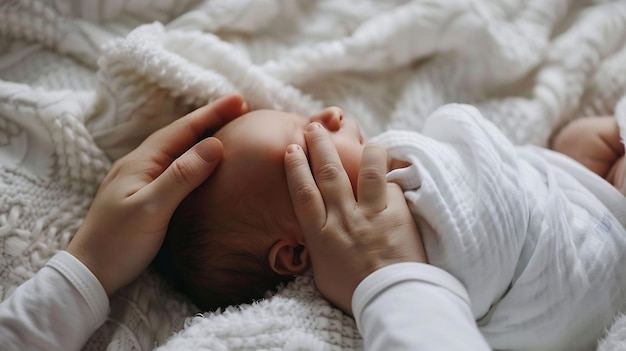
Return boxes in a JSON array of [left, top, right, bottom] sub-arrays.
[[47, 251, 110, 325], [352, 262, 469, 327], [351, 262, 489, 351]]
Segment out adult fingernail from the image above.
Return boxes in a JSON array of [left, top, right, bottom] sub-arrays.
[[286, 144, 301, 154], [197, 137, 222, 163], [307, 122, 322, 131]]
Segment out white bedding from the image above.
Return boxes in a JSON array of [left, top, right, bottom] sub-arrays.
[[1, 1, 626, 350]]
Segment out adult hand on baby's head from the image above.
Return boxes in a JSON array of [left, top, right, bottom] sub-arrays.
[[284, 122, 427, 315], [67, 94, 248, 297]]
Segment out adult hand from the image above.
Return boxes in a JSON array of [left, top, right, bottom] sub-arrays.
[[284, 122, 427, 315], [67, 94, 248, 297]]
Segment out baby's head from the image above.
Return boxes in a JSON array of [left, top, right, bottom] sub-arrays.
[[167, 107, 365, 310]]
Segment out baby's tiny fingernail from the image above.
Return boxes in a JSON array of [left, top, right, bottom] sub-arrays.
[[307, 122, 322, 131], [287, 144, 301, 154]]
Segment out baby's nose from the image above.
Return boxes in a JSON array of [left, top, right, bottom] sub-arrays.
[[310, 107, 343, 131]]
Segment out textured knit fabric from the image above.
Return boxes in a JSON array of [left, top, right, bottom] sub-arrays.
[[372, 104, 626, 350], [2, 1, 626, 350]]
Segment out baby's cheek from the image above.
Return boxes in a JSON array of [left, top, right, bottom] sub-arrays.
[[339, 145, 364, 196]]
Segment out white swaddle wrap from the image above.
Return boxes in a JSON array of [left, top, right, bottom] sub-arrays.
[[371, 104, 626, 351]]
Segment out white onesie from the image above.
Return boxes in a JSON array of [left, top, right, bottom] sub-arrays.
[[371, 104, 626, 351]]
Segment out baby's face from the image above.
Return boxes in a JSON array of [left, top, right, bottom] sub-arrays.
[[208, 108, 365, 240]]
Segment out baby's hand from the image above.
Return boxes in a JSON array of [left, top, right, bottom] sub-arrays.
[[284, 122, 427, 315], [552, 116, 625, 189], [67, 94, 248, 296]]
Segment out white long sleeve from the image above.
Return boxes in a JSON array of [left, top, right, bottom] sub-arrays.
[[0, 251, 109, 351], [352, 262, 490, 351]]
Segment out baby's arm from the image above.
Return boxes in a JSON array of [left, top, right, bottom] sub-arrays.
[[551, 116, 625, 190]]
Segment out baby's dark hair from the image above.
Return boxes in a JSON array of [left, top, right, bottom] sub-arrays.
[[163, 179, 294, 312]]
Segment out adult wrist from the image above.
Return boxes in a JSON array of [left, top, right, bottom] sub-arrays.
[[51, 251, 110, 322], [352, 262, 468, 327]]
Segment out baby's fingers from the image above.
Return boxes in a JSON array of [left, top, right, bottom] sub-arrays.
[[357, 144, 388, 212]]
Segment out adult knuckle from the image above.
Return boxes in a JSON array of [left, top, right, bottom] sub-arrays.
[[292, 183, 318, 205], [308, 129, 326, 142], [360, 166, 384, 182], [365, 143, 386, 155], [285, 152, 308, 170], [124, 195, 155, 215], [170, 159, 195, 186], [315, 162, 342, 181]]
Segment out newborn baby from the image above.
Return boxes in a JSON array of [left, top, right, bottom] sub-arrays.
[[165, 104, 626, 351]]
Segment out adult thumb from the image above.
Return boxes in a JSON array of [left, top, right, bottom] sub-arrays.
[[145, 137, 223, 212]]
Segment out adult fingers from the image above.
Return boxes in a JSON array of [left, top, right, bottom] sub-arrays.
[[357, 144, 388, 212], [386, 182, 408, 212], [138, 94, 247, 163], [304, 122, 355, 212], [385, 182, 429, 263], [137, 137, 224, 213], [284, 144, 327, 233]]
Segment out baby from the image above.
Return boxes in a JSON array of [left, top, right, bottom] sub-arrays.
[[165, 104, 626, 351]]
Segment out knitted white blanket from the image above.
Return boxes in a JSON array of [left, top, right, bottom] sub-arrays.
[[1, 1, 626, 350]]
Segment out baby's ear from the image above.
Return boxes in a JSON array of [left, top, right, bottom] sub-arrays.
[[268, 239, 310, 275]]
